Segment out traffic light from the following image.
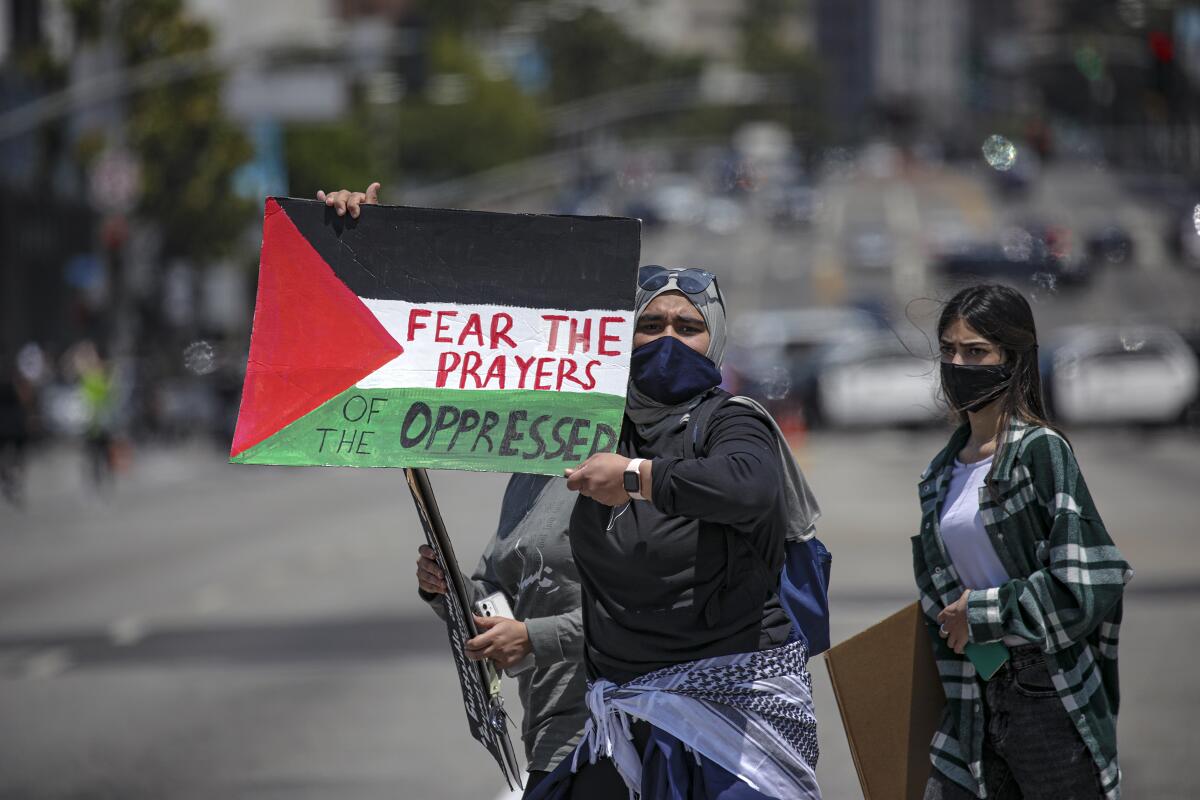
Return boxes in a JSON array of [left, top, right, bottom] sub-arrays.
[[1149, 30, 1176, 98]]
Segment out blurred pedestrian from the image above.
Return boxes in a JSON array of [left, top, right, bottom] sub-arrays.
[[914, 284, 1132, 799], [69, 341, 117, 492], [0, 358, 33, 507], [543, 267, 822, 799]]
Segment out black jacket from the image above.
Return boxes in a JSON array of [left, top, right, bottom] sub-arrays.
[[569, 395, 792, 684]]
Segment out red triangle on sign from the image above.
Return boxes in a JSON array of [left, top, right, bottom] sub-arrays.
[[230, 199, 404, 458]]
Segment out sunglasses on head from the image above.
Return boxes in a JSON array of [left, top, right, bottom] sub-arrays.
[[637, 265, 717, 295]]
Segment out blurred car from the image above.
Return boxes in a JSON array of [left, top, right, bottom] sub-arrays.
[[1015, 222, 1090, 284], [937, 242, 1046, 281], [1044, 325, 1199, 426], [1156, 180, 1200, 268], [703, 196, 746, 235], [805, 333, 941, 428], [623, 173, 706, 227], [936, 224, 1090, 288], [1180, 327, 1200, 429], [990, 144, 1040, 196], [844, 227, 895, 271], [650, 174, 706, 225], [1167, 204, 1200, 269], [923, 209, 973, 257], [1085, 223, 1135, 267], [727, 307, 886, 423], [766, 183, 819, 227], [623, 197, 662, 227]]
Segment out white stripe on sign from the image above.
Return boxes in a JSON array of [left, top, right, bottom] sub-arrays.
[[358, 300, 634, 395]]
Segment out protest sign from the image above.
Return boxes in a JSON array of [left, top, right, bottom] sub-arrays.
[[230, 198, 641, 475], [823, 603, 946, 799]]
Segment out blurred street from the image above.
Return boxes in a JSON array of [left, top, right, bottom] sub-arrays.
[[3, 425, 1199, 799]]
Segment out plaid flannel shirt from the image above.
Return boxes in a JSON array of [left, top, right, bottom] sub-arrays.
[[912, 420, 1133, 799]]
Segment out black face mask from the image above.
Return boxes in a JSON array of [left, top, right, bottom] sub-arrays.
[[940, 361, 1012, 413]]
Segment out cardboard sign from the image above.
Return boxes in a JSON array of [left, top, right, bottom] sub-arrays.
[[823, 603, 946, 800], [405, 467, 522, 789], [230, 198, 641, 474]]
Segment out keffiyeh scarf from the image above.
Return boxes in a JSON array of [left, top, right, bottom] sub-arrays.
[[571, 639, 821, 799]]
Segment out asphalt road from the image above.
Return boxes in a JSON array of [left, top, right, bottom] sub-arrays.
[[2, 424, 1198, 799]]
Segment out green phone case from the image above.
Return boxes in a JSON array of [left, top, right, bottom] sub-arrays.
[[965, 641, 1010, 680]]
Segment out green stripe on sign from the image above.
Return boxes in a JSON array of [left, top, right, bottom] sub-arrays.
[[230, 387, 627, 475]]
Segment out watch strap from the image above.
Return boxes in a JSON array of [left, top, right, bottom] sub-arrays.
[[625, 458, 646, 501]]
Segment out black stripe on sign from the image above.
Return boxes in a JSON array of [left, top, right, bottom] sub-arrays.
[[274, 198, 641, 312]]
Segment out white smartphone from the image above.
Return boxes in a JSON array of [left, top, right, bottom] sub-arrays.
[[474, 591, 535, 677]]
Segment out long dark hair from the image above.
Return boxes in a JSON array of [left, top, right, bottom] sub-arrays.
[[937, 284, 1064, 474]]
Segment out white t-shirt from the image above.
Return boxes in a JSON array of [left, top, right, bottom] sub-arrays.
[[938, 455, 1010, 591]]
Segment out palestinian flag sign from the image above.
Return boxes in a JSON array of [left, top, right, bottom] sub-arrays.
[[230, 198, 641, 475]]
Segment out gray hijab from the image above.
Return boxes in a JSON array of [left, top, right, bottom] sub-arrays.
[[624, 269, 821, 541], [625, 270, 728, 436]]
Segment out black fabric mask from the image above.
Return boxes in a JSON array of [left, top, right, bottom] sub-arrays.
[[940, 361, 1012, 413], [629, 336, 722, 405]]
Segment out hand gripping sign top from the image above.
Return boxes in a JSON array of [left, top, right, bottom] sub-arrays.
[[230, 198, 642, 475]]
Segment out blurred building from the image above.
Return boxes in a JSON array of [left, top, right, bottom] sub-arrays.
[[184, 0, 349, 124], [615, 0, 809, 60], [1, 0, 96, 359], [632, 0, 741, 57], [816, 0, 968, 139], [874, 0, 967, 128], [813, 0, 874, 137], [187, 0, 338, 51]]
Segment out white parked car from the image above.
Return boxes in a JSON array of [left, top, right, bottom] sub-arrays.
[[649, 175, 706, 225], [726, 307, 884, 419], [814, 334, 942, 428], [1047, 325, 1199, 425]]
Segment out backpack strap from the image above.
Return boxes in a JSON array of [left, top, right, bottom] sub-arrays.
[[682, 387, 732, 459]]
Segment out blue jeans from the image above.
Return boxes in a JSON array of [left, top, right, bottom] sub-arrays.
[[924, 645, 1103, 800]]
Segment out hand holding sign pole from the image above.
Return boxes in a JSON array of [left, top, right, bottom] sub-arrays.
[[231, 197, 641, 786], [405, 465, 522, 788]]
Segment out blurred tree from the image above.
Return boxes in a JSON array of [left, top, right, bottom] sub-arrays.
[[5, 6, 71, 187], [392, 32, 546, 178], [408, 0, 522, 34], [64, 0, 252, 260], [538, 7, 701, 105], [737, 0, 827, 149], [284, 119, 377, 200], [740, 0, 812, 73], [113, 0, 254, 261]]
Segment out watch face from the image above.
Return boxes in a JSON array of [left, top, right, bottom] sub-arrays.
[[623, 470, 640, 492]]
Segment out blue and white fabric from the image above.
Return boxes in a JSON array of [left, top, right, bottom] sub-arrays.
[[568, 639, 821, 799]]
